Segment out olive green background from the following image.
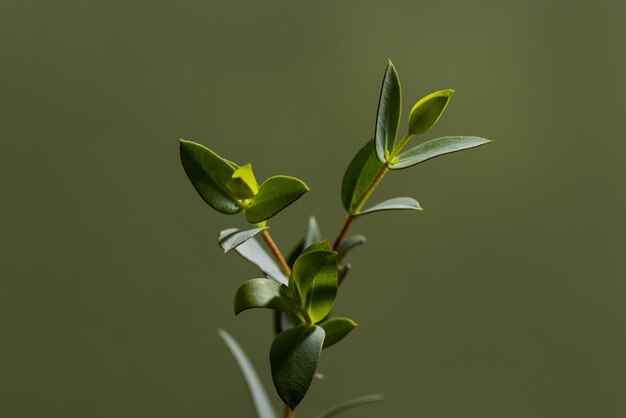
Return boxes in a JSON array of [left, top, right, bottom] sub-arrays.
[[2, 1, 625, 417]]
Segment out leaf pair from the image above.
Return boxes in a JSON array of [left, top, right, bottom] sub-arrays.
[[180, 140, 309, 223]]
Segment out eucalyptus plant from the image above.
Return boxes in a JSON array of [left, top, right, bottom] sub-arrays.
[[179, 60, 491, 418]]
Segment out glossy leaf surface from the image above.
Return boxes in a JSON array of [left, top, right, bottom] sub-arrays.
[[179, 139, 241, 214], [341, 140, 383, 214], [218, 230, 288, 285], [358, 197, 422, 216], [246, 175, 309, 223], [292, 250, 336, 298], [234, 278, 296, 315], [218, 227, 268, 253], [270, 325, 325, 410], [217, 329, 276, 418], [227, 163, 259, 199], [374, 61, 402, 162], [314, 394, 385, 418], [408, 90, 454, 136], [319, 317, 357, 348], [390, 136, 491, 169]]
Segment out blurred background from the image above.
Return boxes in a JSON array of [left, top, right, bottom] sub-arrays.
[[2, 1, 625, 417]]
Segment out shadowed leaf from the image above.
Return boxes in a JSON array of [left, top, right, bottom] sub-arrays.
[[246, 175, 309, 223], [218, 227, 268, 253], [341, 140, 383, 214], [234, 278, 296, 314], [374, 61, 402, 162]]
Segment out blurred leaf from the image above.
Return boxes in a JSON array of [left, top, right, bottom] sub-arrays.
[[246, 175, 309, 223], [270, 325, 325, 410], [227, 163, 259, 199], [286, 239, 305, 269], [357, 197, 422, 216], [407, 90, 454, 136], [218, 227, 268, 253], [374, 61, 402, 162], [336, 235, 366, 261], [338, 263, 351, 285], [179, 139, 242, 214], [341, 140, 383, 214], [319, 317, 357, 349], [314, 394, 385, 418], [274, 311, 303, 335], [234, 278, 296, 315], [218, 230, 288, 285], [217, 329, 276, 418], [390, 136, 491, 169], [305, 216, 322, 248]]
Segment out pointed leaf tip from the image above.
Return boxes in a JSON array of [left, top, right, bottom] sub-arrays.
[[374, 62, 402, 163], [408, 89, 455, 136]]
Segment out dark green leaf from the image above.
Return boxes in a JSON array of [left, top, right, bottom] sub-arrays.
[[286, 239, 305, 269], [408, 90, 454, 136], [219, 230, 288, 285], [302, 240, 332, 255], [357, 197, 422, 216], [274, 311, 303, 335], [270, 325, 325, 410], [390, 136, 492, 169], [305, 216, 322, 248], [179, 139, 242, 214], [226, 163, 259, 199], [336, 235, 366, 261], [245, 175, 309, 223], [314, 394, 385, 418], [218, 227, 268, 253], [292, 250, 336, 298], [217, 329, 276, 418], [234, 279, 296, 315], [341, 140, 384, 214], [374, 61, 402, 162], [319, 317, 357, 349]]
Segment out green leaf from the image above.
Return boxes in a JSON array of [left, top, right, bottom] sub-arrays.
[[374, 60, 402, 162], [314, 394, 385, 418], [357, 197, 422, 216], [286, 239, 305, 269], [270, 325, 325, 410], [338, 263, 351, 285], [218, 227, 268, 253], [217, 329, 276, 418], [336, 235, 366, 261], [234, 278, 296, 315], [304, 216, 322, 248], [319, 317, 357, 349], [179, 139, 242, 214], [292, 250, 336, 299], [274, 311, 303, 335], [219, 229, 288, 285], [408, 89, 454, 136], [341, 140, 384, 214], [245, 175, 310, 223], [390, 136, 492, 169], [302, 240, 332, 255], [227, 163, 259, 199]]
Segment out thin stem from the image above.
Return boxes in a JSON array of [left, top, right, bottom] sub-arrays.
[[389, 132, 412, 160], [283, 404, 293, 418], [260, 229, 291, 276]]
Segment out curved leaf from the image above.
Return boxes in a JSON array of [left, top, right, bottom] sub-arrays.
[[292, 250, 336, 298], [390, 136, 491, 169], [304, 216, 322, 248], [234, 278, 296, 315], [270, 325, 325, 411], [226, 163, 259, 199], [336, 235, 366, 261], [319, 317, 357, 349], [314, 394, 385, 418], [374, 61, 402, 162], [408, 90, 454, 136], [218, 227, 268, 253], [217, 329, 276, 418], [179, 139, 242, 214], [341, 140, 383, 214], [338, 263, 351, 285], [246, 175, 309, 223], [357, 197, 422, 216], [219, 230, 288, 285], [274, 311, 303, 335]]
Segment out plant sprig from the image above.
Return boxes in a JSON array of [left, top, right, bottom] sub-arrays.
[[179, 60, 491, 417]]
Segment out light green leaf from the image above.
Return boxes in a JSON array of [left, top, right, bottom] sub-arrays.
[[245, 175, 310, 223], [304, 216, 322, 248], [227, 163, 259, 199], [357, 197, 422, 216], [341, 140, 384, 214], [374, 61, 402, 162], [270, 325, 325, 411], [319, 317, 357, 349], [219, 229, 288, 285], [336, 235, 366, 261], [314, 394, 385, 418], [390, 136, 491, 169], [292, 250, 336, 299], [234, 278, 296, 315], [218, 227, 268, 253], [217, 329, 276, 418], [179, 139, 242, 214], [408, 89, 454, 136]]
